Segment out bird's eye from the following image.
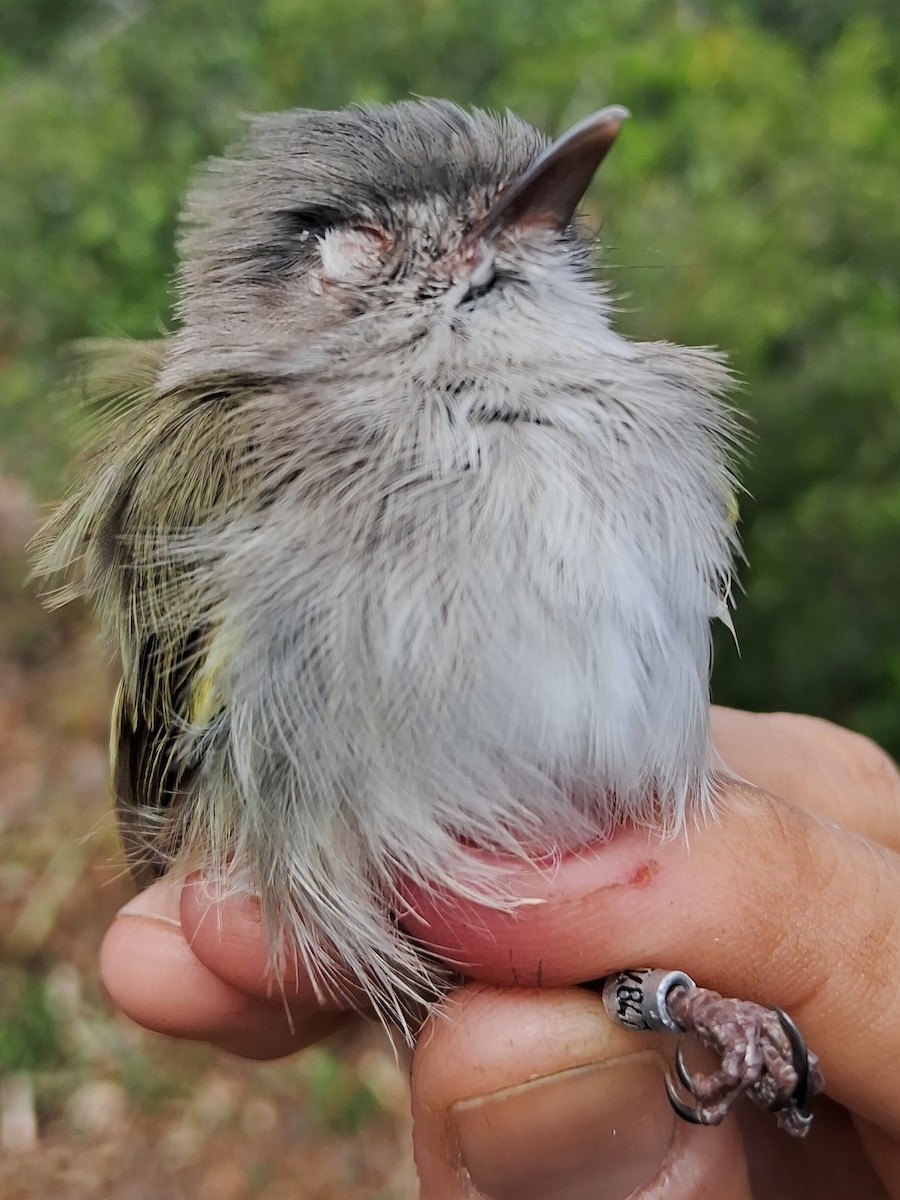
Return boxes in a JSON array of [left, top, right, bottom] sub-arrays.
[[349, 224, 392, 252], [318, 224, 392, 285]]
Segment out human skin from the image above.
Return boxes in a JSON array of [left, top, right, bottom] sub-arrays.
[[100, 709, 900, 1198]]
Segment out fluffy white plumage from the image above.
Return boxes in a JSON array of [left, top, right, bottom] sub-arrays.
[[34, 100, 741, 1033]]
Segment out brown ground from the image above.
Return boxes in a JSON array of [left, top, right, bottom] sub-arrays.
[[0, 476, 416, 1199]]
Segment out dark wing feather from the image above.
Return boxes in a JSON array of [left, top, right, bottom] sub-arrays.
[[112, 631, 212, 887]]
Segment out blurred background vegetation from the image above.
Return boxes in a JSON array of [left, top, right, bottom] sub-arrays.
[[3, 0, 899, 747], [0, 0, 897, 1195]]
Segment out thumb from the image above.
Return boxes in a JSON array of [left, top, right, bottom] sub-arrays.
[[411, 983, 754, 1200]]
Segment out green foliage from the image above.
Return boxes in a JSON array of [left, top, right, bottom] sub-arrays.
[[296, 1046, 381, 1133], [2, 0, 898, 749], [0, 970, 64, 1072], [118, 1044, 192, 1112]]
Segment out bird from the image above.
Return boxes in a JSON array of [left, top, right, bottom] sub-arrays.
[[33, 99, 743, 1038]]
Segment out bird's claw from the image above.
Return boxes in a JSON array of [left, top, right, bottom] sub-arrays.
[[663, 1000, 819, 1136]]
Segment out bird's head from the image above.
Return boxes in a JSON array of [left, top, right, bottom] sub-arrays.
[[164, 100, 629, 388]]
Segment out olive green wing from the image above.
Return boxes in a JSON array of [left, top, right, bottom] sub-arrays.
[[112, 632, 200, 886], [32, 338, 270, 886]]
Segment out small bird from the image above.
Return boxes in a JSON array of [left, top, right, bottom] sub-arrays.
[[35, 101, 819, 1130], [35, 97, 738, 1016]]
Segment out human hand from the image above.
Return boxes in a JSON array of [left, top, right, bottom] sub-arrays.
[[101, 710, 900, 1198]]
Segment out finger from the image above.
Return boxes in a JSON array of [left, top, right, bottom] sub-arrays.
[[178, 874, 372, 1012], [412, 983, 753, 1200], [401, 783, 900, 1134], [711, 709, 900, 850], [739, 1101, 897, 1200], [101, 878, 352, 1057], [853, 1119, 900, 1200]]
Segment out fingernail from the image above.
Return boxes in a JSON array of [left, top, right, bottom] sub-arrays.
[[116, 878, 182, 928], [451, 1054, 674, 1200]]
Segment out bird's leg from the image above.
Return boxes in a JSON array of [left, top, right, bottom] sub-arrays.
[[597, 969, 823, 1137]]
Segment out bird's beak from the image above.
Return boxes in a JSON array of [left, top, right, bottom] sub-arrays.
[[469, 105, 630, 242]]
